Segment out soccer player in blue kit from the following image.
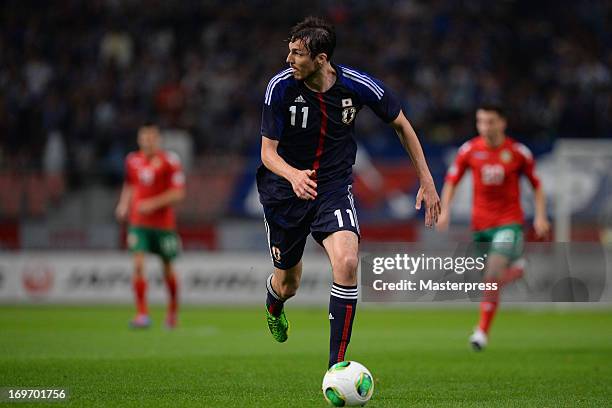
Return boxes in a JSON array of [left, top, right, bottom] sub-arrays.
[[258, 17, 441, 368]]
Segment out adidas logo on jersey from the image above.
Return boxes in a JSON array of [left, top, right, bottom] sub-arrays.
[[329, 313, 335, 320], [294, 95, 306, 103]]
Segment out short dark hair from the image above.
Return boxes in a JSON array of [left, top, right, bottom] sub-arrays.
[[289, 16, 336, 60], [138, 122, 160, 135], [140, 121, 157, 128], [477, 103, 506, 118]]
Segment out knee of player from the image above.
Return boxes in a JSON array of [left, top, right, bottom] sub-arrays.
[[334, 254, 359, 277], [133, 258, 145, 275], [485, 255, 509, 277], [161, 261, 174, 275]]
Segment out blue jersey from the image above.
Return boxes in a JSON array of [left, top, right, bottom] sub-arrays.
[[257, 64, 402, 205]]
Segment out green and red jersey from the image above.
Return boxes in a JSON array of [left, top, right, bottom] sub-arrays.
[[445, 136, 540, 231], [125, 150, 185, 230]]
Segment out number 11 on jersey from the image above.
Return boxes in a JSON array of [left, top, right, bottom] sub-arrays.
[[289, 105, 309, 128]]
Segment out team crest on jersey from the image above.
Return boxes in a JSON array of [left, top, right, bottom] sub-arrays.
[[342, 106, 357, 124], [500, 149, 512, 163], [138, 168, 155, 185]]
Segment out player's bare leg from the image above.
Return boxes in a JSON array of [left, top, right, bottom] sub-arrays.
[[270, 262, 303, 301], [500, 257, 526, 286], [471, 253, 510, 350], [162, 259, 179, 329], [323, 231, 359, 368], [130, 252, 151, 328], [266, 262, 302, 342]]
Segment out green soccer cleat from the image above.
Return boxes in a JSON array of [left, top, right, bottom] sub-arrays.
[[266, 308, 289, 343]]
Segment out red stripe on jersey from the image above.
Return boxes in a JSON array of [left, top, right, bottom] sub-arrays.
[[312, 93, 328, 174], [337, 304, 353, 362]]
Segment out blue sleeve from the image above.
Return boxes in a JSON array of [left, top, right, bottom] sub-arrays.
[[363, 78, 402, 123], [261, 73, 289, 140], [261, 100, 284, 140], [343, 68, 401, 123]]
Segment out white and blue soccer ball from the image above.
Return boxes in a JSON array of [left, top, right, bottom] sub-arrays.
[[322, 361, 374, 407]]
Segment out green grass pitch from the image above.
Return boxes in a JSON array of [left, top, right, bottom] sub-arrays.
[[1, 306, 611, 407]]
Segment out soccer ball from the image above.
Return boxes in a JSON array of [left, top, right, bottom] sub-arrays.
[[322, 361, 374, 407]]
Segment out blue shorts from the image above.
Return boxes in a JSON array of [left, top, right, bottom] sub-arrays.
[[263, 185, 361, 270]]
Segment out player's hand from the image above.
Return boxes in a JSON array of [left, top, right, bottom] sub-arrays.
[[415, 180, 441, 228], [137, 200, 157, 215], [115, 204, 128, 222], [533, 216, 550, 239], [290, 169, 318, 200]]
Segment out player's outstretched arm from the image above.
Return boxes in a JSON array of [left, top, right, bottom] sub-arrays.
[[390, 111, 441, 227], [137, 188, 185, 215], [261, 136, 317, 200], [436, 181, 457, 232], [533, 186, 550, 238], [115, 183, 133, 221]]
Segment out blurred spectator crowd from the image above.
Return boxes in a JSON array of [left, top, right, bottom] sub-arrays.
[[1, 0, 611, 187]]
